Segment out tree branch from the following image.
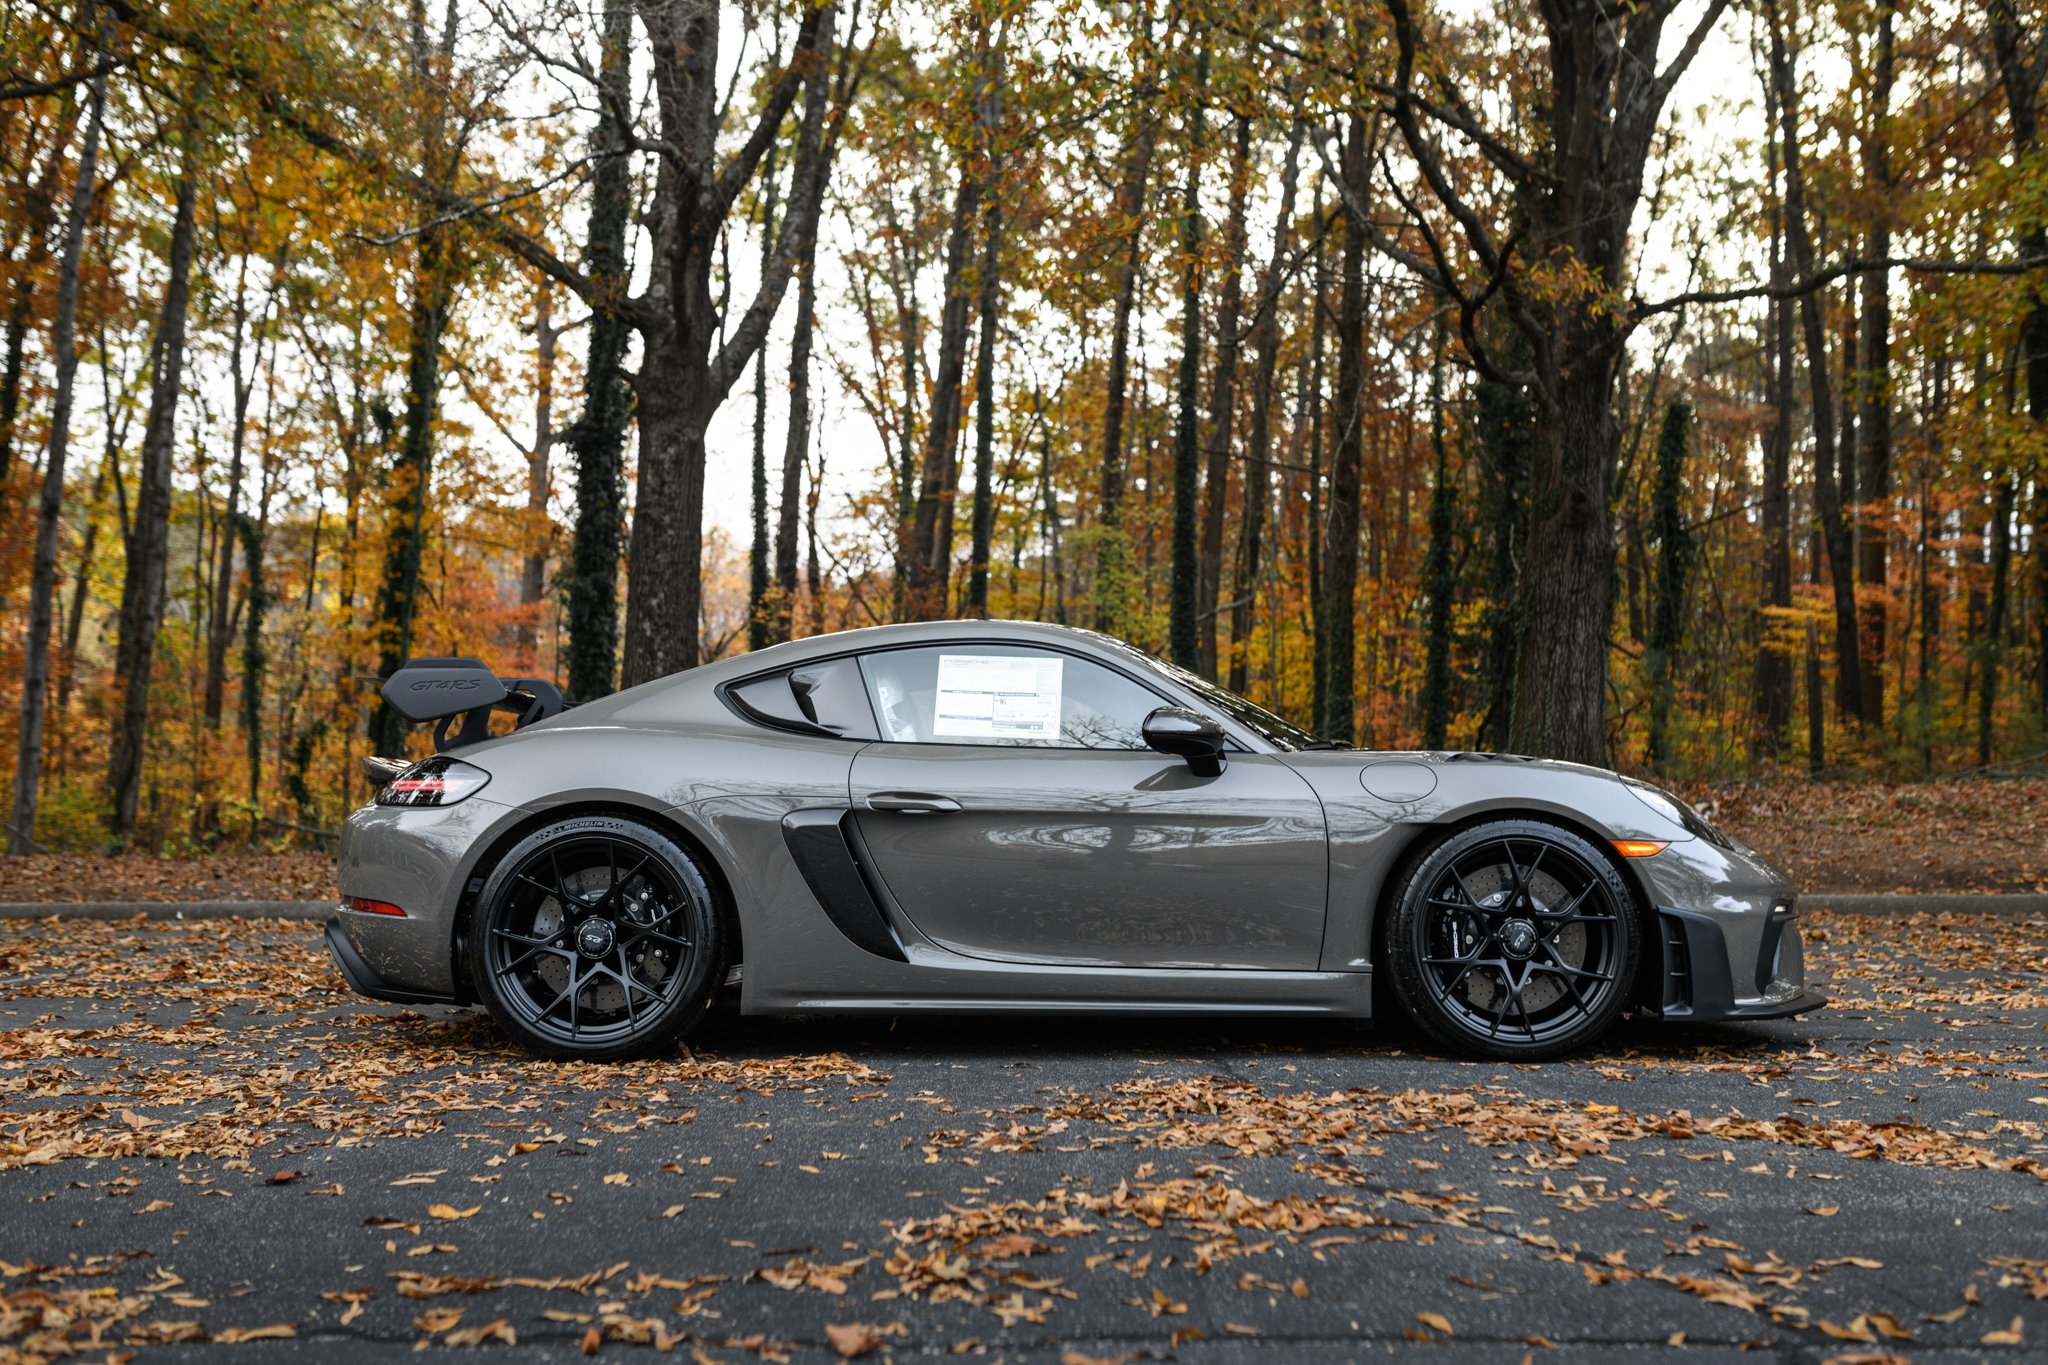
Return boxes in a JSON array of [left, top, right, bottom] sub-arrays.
[[1635, 252, 2048, 316], [710, 2, 827, 217]]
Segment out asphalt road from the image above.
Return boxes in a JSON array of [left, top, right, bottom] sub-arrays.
[[2, 909, 2045, 1363]]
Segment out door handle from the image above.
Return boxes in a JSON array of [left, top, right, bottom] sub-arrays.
[[866, 791, 962, 815]]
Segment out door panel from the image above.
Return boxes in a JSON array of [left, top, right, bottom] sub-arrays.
[[848, 745, 1328, 970]]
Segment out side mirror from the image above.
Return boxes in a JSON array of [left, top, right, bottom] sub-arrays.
[[1142, 706, 1228, 778]]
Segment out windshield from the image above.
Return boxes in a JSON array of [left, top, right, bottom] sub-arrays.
[[1150, 656, 1320, 751]]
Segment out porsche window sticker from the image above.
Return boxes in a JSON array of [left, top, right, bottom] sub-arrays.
[[932, 653, 1063, 740]]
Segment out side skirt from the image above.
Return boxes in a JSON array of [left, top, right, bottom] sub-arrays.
[[753, 967, 1373, 1019]]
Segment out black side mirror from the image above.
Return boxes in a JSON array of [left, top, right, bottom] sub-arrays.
[[1142, 705, 1228, 777]]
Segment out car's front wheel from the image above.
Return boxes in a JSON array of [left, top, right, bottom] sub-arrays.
[[1385, 820, 1639, 1059], [469, 814, 724, 1060]]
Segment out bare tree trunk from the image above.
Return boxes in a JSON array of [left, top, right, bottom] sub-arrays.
[[1090, 14, 1158, 636], [1505, 360, 1617, 762], [0, 100, 76, 499], [10, 2, 106, 854], [1229, 122, 1304, 695], [1304, 183, 1328, 734], [1167, 42, 1208, 668], [1419, 317, 1454, 748], [964, 44, 1005, 619], [904, 160, 981, 621], [1196, 111, 1251, 677], [520, 282, 558, 660], [1987, 0, 2048, 732], [1755, 107, 1794, 753], [618, 0, 839, 683], [805, 445, 826, 637], [772, 215, 820, 643], [1805, 617, 1824, 775], [369, 0, 461, 752], [57, 452, 111, 728], [1767, 13, 1865, 726], [565, 0, 635, 698], [1096, 8, 1158, 538], [1981, 477, 2016, 764], [1035, 392, 1065, 625], [1854, 0, 1894, 726], [1645, 398, 1694, 773], [748, 141, 781, 652], [236, 507, 269, 804], [109, 147, 201, 839], [204, 256, 255, 727], [1318, 114, 1368, 744]]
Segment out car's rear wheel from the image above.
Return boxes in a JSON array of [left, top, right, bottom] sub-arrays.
[[469, 814, 723, 1060], [1386, 820, 1638, 1060]]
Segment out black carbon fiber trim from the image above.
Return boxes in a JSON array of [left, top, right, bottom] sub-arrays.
[[780, 809, 908, 962]]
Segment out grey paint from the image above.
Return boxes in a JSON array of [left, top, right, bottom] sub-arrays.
[[850, 746, 1325, 970], [332, 619, 1812, 1026]]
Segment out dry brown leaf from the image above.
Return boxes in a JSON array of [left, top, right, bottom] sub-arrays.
[[1982, 1317, 2025, 1346], [826, 1322, 884, 1358], [446, 1318, 517, 1347], [415, 1307, 463, 1333]]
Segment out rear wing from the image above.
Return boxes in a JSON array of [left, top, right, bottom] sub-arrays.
[[380, 657, 567, 753]]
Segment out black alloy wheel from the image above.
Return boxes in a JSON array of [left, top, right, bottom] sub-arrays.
[[1386, 819, 1639, 1059], [470, 814, 723, 1060]]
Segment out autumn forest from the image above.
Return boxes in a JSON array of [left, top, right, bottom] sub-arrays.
[[1, 0, 2045, 853]]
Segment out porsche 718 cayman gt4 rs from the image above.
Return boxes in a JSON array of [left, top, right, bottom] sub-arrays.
[[329, 620, 1821, 1061]]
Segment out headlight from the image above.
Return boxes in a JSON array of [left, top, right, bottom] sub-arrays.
[[376, 755, 491, 807], [1622, 779, 1732, 849]]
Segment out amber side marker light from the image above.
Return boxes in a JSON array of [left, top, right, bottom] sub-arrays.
[[345, 896, 407, 917], [1611, 840, 1670, 858]]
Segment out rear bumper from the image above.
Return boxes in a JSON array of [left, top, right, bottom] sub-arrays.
[[325, 915, 458, 1006]]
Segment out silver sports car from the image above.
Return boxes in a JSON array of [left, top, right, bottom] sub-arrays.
[[330, 620, 1821, 1061]]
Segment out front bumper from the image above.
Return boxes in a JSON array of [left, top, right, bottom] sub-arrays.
[[1645, 905, 1825, 1021], [1630, 835, 1824, 1024]]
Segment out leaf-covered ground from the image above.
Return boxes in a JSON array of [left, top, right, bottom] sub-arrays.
[[2, 910, 2045, 1361], [1698, 779, 2048, 894], [0, 853, 335, 905]]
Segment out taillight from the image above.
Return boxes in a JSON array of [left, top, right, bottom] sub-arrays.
[[346, 896, 407, 916], [374, 755, 490, 808]]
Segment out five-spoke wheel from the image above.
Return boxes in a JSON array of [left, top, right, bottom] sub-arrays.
[[469, 815, 723, 1060], [1386, 820, 1638, 1059]]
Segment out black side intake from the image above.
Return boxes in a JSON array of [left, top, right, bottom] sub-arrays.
[[380, 657, 567, 752]]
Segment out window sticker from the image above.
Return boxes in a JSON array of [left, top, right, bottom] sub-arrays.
[[932, 654, 1063, 740]]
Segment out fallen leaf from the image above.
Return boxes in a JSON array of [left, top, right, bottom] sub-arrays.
[[415, 1307, 463, 1333], [1982, 1317, 2025, 1346], [826, 1322, 884, 1358], [446, 1318, 517, 1347], [428, 1203, 480, 1221]]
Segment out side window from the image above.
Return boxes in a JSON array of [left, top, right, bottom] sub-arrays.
[[726, 656, 879, 740], [856, 645, 1165, 750]]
